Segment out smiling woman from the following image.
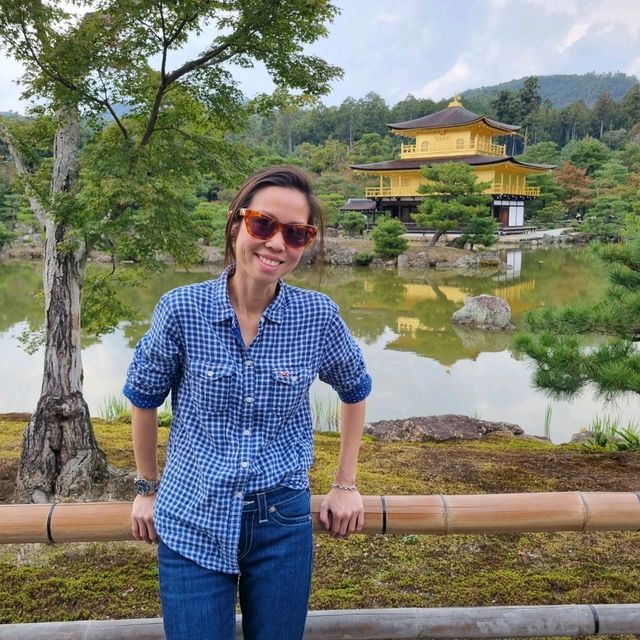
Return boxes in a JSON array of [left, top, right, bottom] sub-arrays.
[[123, 165, 371, 640]]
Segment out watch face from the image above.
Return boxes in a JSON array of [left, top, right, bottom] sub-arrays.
[[134, 477, 158, 495]]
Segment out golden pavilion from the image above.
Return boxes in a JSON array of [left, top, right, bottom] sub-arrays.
[[348, 97, 552, 228]]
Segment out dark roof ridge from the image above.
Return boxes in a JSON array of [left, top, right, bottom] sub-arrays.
[[387, 105, 520, 133]]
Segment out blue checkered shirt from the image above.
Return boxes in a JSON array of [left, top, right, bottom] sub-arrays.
[[123, 266, 371, 573]]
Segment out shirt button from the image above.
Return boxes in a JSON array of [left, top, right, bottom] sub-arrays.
[[243, 429, 251, 436], [244, 396, 253, 404], [206, 370, 214, 377], [240, 461, 249, 469], [245, 360, 253, 367], [234, 491, 243, 499]]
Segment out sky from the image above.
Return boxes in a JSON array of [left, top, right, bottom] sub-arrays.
[[1, 0, 639, 114]]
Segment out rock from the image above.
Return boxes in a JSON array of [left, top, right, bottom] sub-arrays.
[[451, 294, 515, 331], [365, 415, 524, 442], [398, 252, 431, 268], [324, 241, 356, 265], [199, 246, 224, 263]]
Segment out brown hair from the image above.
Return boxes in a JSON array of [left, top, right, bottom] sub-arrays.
[[224, 165, 325, 265]]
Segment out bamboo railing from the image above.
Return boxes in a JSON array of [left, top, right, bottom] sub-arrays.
[[2, 491, 640, 544], [1, 604, 640, 639]]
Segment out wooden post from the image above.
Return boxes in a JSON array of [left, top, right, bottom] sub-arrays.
[[1, 492, 640, 544]]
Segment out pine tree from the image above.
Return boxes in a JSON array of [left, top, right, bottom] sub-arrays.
[[514, 233, 640, 398]]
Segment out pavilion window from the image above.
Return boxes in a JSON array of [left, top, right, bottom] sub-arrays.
[[456, 138, 464, 150], [420, 140, 429, 152]]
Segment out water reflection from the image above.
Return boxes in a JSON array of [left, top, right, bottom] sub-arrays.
[[0, 248, 635, 442]]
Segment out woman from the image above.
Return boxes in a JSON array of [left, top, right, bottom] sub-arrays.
[[124, 165, 372, 640]]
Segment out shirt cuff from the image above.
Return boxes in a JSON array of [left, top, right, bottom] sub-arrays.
[[337, 373, 372, 404], [123, 384, 167, 409]]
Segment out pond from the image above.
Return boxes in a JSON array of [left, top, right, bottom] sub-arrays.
[[0, 247, 637, 442]]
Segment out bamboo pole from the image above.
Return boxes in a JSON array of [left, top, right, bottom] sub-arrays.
[[0, 604, 639, 639], [2, 492, 640, 544]]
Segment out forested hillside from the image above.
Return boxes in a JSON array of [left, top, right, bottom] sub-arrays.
[[463, 72, 638, 108]]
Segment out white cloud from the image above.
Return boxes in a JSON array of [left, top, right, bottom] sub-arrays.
[[412, 60, 472, 101], [558, 21, 591, 52], [372, 12, 400, 24]]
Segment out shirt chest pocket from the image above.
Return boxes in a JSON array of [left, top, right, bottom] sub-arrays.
[[192, 361, 236, 414], [270, 367, 314, 417]]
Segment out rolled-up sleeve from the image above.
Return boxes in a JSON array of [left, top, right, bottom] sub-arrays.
[[123, 294, 183, 408], [318, 309, 372, 404]]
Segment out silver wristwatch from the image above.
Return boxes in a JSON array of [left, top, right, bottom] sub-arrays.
[[133, 475, 160, 496]]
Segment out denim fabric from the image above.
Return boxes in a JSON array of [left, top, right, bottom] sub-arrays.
[[124, 266, 371, 573], [159, 486, 313, 640]]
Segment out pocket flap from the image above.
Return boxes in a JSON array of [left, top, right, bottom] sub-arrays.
[[272, 368, 310, 386], [194, 361, 236, 382]]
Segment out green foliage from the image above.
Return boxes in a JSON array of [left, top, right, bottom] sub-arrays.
[[317, 192, 345, 227], [514, 232, 640, 400], [97, 395, 132, 422], [0, 0, 343, 347], [458, 216, 498, 249], [582, 416, 640, 452], [191, 201, 228, 247], [0, 220, 14, 249], [531, 201, 568, 226], [371, 217, 408, 260], [518, 141, 561, 165], [560, 137, 611, 174], [413, 163, 492, 245], [339, 212, 366, 237], [353, 252, 374, 266]]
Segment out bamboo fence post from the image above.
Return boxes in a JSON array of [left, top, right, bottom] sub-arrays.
[[1, 492, 640, 544]]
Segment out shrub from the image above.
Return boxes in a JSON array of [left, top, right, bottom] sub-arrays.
[[371, 217, 408, 260], [353, 252, 374, 266], [340, 212, 366, 236]]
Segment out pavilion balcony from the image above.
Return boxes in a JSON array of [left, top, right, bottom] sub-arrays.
[[364, 186, 421, 197], [491, 183, 540, 197], [365, 183, 540, 198], [400, 140, 506, 159]]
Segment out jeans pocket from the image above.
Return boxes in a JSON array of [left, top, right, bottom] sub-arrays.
[[269, 489, 312, 527]]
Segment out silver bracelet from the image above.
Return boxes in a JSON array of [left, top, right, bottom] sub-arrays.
[[331, 482, 358, 492]]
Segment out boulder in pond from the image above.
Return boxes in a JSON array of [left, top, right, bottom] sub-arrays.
[[451, 294, 515, 331]]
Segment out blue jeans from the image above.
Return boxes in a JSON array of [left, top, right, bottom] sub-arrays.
[[158, 486, 313, 640]]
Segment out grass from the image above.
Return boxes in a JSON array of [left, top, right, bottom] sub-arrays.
[[2, 416, 640, 630], [583, 415, 640, 452], [311, 394, 340, 432]]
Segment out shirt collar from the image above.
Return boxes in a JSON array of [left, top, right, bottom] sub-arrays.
[[208, 265, 287, 324]]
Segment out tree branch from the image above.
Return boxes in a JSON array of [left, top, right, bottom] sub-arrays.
[[140, 19, 245, 148], [0, 120, 48, 225]]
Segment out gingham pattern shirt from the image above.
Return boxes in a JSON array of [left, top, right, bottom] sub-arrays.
[[123, 266, 371, 573]]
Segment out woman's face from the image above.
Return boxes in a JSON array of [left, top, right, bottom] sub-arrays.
[[233, 186, 310, 288]]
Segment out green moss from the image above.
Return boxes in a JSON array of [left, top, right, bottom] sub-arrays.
[[2, 417, 640, 624]]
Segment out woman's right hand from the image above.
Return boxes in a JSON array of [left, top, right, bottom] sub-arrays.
[[131, 494, 158, 544]]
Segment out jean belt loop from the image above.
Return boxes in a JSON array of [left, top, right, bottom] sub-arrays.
[[257, 491, 268, 523]]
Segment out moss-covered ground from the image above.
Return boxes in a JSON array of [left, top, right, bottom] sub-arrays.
[[1, 416, 640, 639]]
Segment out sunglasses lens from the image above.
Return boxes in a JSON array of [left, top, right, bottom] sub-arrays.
[[284, 226, 313, 248], [246, 212, 276, 240]]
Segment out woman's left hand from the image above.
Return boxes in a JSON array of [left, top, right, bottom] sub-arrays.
[[319, 488, 364, 538]]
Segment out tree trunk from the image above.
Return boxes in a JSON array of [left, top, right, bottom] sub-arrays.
[[16, 110, 108, 503], [428, 229, 445, 248]]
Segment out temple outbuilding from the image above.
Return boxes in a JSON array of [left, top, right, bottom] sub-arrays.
[[349, 97, 553, 229]]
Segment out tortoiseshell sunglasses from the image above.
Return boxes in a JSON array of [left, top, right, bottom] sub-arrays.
[[239, 208, 318, 248]]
